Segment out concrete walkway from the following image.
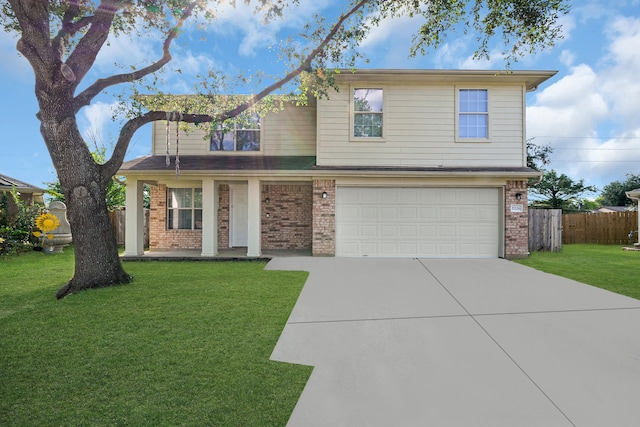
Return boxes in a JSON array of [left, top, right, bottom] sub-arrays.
[[267, 258, 640, 427]]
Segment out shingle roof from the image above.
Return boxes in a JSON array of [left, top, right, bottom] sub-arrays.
[[120, 155, 317, 171], [0, 173, 43, 191], [119, 155, 538, 176]]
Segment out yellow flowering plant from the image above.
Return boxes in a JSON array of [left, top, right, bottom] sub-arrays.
[[33, 212, 60, 247]]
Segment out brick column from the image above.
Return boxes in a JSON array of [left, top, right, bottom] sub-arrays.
[[505, 180, 529, 259], [312, 179, 336, 256]]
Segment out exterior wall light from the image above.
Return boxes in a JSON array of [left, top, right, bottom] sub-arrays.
[[265, 197, 270, 204], [515, 193, 523, 200], [322, 191, 328, 199]]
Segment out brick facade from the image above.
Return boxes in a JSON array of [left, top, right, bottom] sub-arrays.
[[148, 179, 530, 258], [261, 184, 312, 250], [149, 184, 202, 250], [312, 179, 336, 256], [150, 182, 313, 251], [218, 184, 230, 249], [505, 180, 529, 259]]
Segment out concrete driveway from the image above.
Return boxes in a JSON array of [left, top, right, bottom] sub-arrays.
[[267, 258, 640, 427]]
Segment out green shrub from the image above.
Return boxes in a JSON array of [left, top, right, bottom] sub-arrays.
[[0, 188, 44, 255]]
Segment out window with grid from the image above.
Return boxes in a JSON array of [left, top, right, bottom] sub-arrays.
[[167, 188, 202, 230], [458, 89, 489, 139], [210, 113, 260, 151], [353, 88, 383, 138]]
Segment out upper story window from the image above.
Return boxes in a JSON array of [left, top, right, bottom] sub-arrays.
[[167, 188, 202, 230], [458, 89, 489, 139], [210, 113, 260, 152], [353, 88, 383, 138]]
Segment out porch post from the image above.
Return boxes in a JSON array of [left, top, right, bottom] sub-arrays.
[[625, 189, 640, 246], [124, 178, 144, 256], [247, 177, 262, 257], [201, 178, 218, 256]]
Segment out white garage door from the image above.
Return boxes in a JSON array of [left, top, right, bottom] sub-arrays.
[[336, 187, 500, 258]]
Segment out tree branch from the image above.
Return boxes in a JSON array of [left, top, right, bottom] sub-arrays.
[[102, 0, 372, 179], [102, 111, 213, 178], [219, 0, 372, 121], [9, 0, 55, 75], [74, 2, 198, 113], [65, 1, 121, 87]]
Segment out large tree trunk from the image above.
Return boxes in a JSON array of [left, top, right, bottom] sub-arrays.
[[39, 108, 131, 299], [55, 179, 131, 299]]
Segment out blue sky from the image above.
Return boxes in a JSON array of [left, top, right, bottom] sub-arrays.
[[1, 0, 640, 200]]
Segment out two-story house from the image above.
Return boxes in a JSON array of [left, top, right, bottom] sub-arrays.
[[119, 69, 556, 259]]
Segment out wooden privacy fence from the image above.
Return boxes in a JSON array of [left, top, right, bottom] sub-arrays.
[[529, 209, 562, 252], [109, 209, 149, 247], [562, 211, 638, 245]]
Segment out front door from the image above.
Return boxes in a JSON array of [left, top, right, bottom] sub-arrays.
[[230, 184, 248, 247]]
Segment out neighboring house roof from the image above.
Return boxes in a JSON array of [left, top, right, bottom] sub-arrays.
[[0, 173, 44, 194], [592, 206, 630, 213], [120, 155, 540, 179]]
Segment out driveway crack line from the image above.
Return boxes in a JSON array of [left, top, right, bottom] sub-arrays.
[[416, 258, 577, 427]]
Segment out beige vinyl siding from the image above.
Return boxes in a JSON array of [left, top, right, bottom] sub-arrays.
[[153, 122, 210, 156], [152, 102, 317, 156], [317, 83, 526, 168], [262, 103, 316, 156]]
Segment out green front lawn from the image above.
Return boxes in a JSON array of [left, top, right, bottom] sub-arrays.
[[0, 250, 311, 426], [514, 244, 640, 300]]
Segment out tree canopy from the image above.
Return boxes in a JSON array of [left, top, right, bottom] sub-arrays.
[[1, 0, 570, 298], [598, 173, 640, 207], [530, 169, 597, 210]]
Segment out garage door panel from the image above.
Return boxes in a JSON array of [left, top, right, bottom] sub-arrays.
[[439, 192, 457, 203], [399, 225, 417, 237], [438, 225, 457, 237], [420, 225, 437, 237], [479, 207, 499, 220], [361, 242, 378, 255], [439, 207, 457, 220], [339, 224, 359, 237], [380, 225, 398, 237], [361, 207, 378, 219], [400, 207, 418, 219], [399, 189, 419, 203], [361, 225, 378, 237], [379, 188, 398, 203], [380, 243, 399, 255], [336, 187, 500, 258], [459, 207, 478, 220], [380, 207, 397, 220], [420, 207, 438, 219]]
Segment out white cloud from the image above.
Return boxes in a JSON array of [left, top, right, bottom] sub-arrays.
[[600, 16, 640, 130], [80, 101, 119, 142], [459, 49, 506, 70], [93, 27, 161, 75], [0, 30, 34, 81], [529, 64, 609, 132], [527, 12, 640, 189], [207, 0, 332, 58], [359, 14, 419, 51], [559, 50, 575, 67]]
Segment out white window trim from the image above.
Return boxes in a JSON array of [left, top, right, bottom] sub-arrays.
[[167, 187, 203, 230], [455, 87, 491, 143], [350, 85, 386, 142]]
